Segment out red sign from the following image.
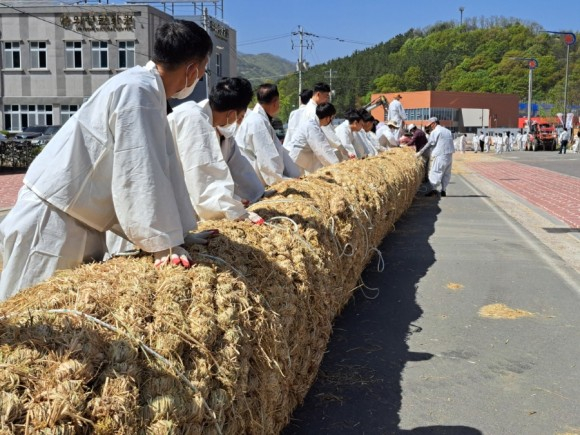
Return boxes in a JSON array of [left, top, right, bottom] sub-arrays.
[[564, 33, 576, 46], [528, 59, 538, 69]]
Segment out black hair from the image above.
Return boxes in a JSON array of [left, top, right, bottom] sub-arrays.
[[300, 89, 313, 105], [316, 102, 336, 119], [358, 109, 374, 123], [153, 20, 213, 70], [344, 108, 362, 124], [313, 82, 331, 93], [209, 77, 253, 112], [256, 84, 279, 104]]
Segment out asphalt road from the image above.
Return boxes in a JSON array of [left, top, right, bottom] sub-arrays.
[[497, 150, 580, 178], [283, 174, 580, 435]]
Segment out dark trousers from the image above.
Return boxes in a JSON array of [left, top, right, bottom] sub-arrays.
[[559, 140, 568, 154]]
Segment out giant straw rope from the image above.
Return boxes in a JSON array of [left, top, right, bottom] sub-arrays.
[[0, 148, 422, 434]]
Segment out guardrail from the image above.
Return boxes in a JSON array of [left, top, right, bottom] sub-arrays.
[[0, 140, 42, 170]]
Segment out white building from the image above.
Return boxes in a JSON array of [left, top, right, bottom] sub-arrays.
[[0, 0, 236, 132]]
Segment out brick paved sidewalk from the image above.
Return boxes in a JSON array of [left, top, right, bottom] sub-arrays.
[[468, 160, 580, 229], [0, 172, 24, 210]]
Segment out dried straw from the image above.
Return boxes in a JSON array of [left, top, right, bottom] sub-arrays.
[[0, 148, 422, 434]]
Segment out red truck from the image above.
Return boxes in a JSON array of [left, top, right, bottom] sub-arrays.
[[529, 122, 557, 151]]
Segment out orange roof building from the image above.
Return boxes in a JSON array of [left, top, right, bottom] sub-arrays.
[[370, 91, 520, 132]]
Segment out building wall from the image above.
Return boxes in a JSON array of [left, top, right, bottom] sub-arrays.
[[0, 5, 237, 131], [370, 91, 519, 132]]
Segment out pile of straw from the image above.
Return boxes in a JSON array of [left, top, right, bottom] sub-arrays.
[[0, 148, 422, 434]]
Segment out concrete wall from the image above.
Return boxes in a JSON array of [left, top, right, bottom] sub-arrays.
[[0, 5, 237, 131]]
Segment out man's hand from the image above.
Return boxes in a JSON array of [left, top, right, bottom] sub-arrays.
[[184, 229, 219, 246], [154, 246, 192, 269], [237, 211, 265, 225]]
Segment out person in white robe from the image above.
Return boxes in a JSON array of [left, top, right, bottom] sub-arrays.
[[287, 102, 340, 175], [168, 77, 264, 225], [236, 84, 301, 185], [0, 21, 213, 301]]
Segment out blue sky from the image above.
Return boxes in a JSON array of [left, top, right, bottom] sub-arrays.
[[218, 0, 579, 65]]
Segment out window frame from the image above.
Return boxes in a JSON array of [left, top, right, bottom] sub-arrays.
[[91, 40, 108, 70], [3, 104, 54, 132], [117, 40, 135, 69], [30, 41, 48, 69], [60, 104, 79, 124], [216, 52, 222, 77], [3, 41, 21, 69], [65, 41, 83, 70]]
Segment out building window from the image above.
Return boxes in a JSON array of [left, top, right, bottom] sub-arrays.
[[30, 41, 47, 69], [118, 41, 135, 69], [61, 105, 79, 123], [65, 41, 83, 69], [216, 53, 222, 77], [3, 104, 53, 131], [3, 42, 21, 69], [91, 41, 108, 69]]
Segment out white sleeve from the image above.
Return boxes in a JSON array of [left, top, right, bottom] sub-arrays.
[[334, 125, 356, 155], [169, 110, 247, 221], [248, 122, 285, 186], [400, 104, 407, 120], [308, 124, 341, 167], [112, 106, 190, 253], [222, 137, 265, 203]]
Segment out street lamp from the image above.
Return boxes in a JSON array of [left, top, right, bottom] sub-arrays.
[[511, 57, 539, 135], [459, 7, 464, 26], [543, 31, 576, 128]]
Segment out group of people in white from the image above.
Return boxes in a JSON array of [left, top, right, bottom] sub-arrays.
[[459, 129, 580, 154], [0, 21, 461, 301]]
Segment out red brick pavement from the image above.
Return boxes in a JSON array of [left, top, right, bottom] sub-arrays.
[[468, 161, 580, 229], [0, 173, 24, 210]]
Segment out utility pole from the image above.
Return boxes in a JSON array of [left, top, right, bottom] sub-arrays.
[[459, 6, 464, 26], [297, 26, 304, 106], [511, 57, 538, 135], [292, 26, 312, 106]]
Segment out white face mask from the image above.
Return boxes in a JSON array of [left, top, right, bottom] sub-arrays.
[[217, 113, 239, 138], [217, 122, 238, 138], [172, 64, 199, 100]]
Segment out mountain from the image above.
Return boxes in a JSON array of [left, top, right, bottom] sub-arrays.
[[275, 18, 579, 121], [237, 53, 295, 87]]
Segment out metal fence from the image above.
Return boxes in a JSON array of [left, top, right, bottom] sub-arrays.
[[0, 141, 42, 170]]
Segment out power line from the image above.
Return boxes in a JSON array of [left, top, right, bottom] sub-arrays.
[[238, 33, 290, 47], [302, 31, 374, 47]]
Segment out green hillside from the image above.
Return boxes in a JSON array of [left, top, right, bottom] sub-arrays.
[[275, 17, 579, 121], [237, 53, 295, 87]]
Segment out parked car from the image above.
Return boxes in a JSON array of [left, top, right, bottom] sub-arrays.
[[14, 125, 52, 141], [31, 125, 62, 146]]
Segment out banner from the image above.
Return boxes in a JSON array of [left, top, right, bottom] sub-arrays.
[[566, 113, 574, 129]]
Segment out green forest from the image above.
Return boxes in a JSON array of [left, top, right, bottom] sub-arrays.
[[273, 17, 579, 122]]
